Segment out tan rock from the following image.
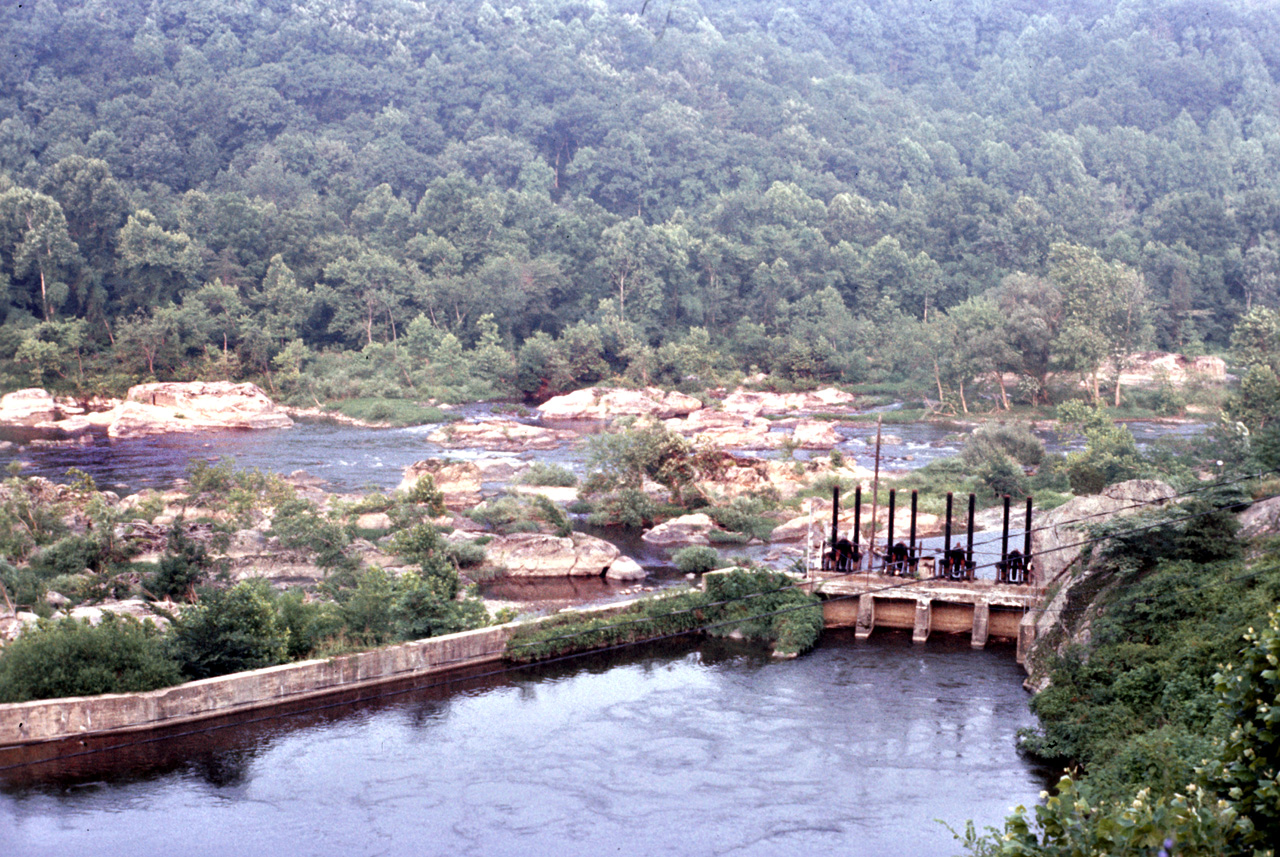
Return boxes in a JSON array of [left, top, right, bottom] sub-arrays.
[[791, 421, 841, 448], [398, 460, 483, 510], [427, 420, 577, 450], [642, 513, 719, 547], [721, 386, 855, 417], [605, 555, 647, 581], [108, 382, 292, 438], [1115, 351, 1227, 387], [538, 387, 702, 420], [0, 388, 60, 425], [356, 512, 393, 530], [484, 532, 621, 577]]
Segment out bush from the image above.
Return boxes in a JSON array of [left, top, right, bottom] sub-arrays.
[[149, 522, 217, 601], [0, 615, 181, 703], [168, 581, 289, 680], [672, 546, 724, 574], [520, 462, 578, 487], [962, 422, 1045, 467]]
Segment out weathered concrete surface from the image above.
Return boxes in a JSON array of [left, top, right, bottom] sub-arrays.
[[0, 624, 515, 748], [0, 598, 663, 748], [817, 574, 1039, 651]]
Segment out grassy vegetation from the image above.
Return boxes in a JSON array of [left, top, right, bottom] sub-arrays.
[[323, 397, 450, 426]]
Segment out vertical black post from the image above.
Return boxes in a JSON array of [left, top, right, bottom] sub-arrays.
[[909, 490, 918, 571], [1024, 496, 1034, 584], [830, 485, 840, 553], [852, 485, 862, 570], [1000, 494, 1011, 582], [886, 489, 896, 573], [966, 493, 976, 580], [944, 492, 953, 557]]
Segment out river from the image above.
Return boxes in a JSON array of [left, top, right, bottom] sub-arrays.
[[0, 413, 1204, 496], [1, 415, 1192, 854], [0, 632, 1049, 857]]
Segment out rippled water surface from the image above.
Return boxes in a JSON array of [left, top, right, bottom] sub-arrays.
[[1, 633, 1048, 857]]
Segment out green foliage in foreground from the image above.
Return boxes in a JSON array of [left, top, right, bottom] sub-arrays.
[[503, 569, 822, 663], [0, 615, 181, 703], [963, 605, 1280, 857]]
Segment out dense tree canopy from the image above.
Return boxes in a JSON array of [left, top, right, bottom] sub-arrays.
[[1, 0, 1278, 402]]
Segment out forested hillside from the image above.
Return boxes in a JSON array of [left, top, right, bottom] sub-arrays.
[[2, 0, 1279, 404]]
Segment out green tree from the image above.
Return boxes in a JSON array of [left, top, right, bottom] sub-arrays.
[[1049, 243, 1149, 407]]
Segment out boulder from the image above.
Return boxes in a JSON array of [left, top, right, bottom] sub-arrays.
[[108, 382, 292, 438], [1031, 479, 1177, 585], [791, 421, 841, 448], [538, 387, 702, 421], [484, 532, 621, 577], [472, 458, 529, 483], [427, 420, 577, 450], [1239, 495, 1280, 541], [641, 513, 719, 547], [721, 386, 855, 417], [605, 555, 647, 581], [398, 460, 483, 510], [0, 388, 60, 425]]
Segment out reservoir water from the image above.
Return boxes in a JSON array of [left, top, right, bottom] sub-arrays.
[[0, 632, 1048, 857]]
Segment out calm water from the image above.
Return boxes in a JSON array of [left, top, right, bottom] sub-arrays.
[[0, 632, 1049, 857]]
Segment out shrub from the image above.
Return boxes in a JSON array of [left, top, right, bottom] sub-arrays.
[[520, 462, 578, 487], [168, 581, 289, 680], [149, 522, 217, 601], [0, 615, 181, 703], [672, 546, 724, 574]]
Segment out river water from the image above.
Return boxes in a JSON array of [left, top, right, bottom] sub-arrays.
[[0, 633, 1049, 857], [1, 414, 1194, 853]]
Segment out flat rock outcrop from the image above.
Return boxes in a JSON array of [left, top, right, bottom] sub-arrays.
[[641, 513, 719, 547], [720, 387, 855, 417], [484, 532, 622, 577], [427, 420, 577, 450], [398, 460, 483, 509], [0, 389, 60, 425], [538, 387, 703, 421], [107, 382, 293, 438]]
